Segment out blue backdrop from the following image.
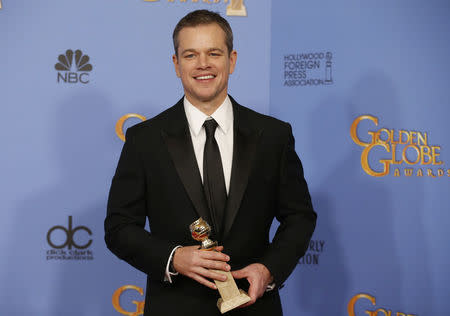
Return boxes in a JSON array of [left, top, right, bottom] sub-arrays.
[[1, 1, 449, 315]]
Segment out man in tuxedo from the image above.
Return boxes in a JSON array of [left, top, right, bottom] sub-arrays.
[[105, 10, 316, 316]]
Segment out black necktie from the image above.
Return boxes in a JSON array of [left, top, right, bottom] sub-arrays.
[[203, 118, 227, 241]]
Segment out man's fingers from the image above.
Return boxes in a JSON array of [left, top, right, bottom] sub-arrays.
[[237, 267, 264, 309], [234, 264, 272, 309], [174, 245, 232, 289], [190, 273, 218, 290], [238, 281, 258, 308], [239, 292, 257, 308], [199, 249, 230, 262], [247, 279, 259, 299], [231, 268, 248, 279], [202, 259, 231, 271], [195, 267, 227, 282], [239, 300, 255, 308]]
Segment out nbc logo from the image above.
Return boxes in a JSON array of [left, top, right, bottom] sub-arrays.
[[55, 49, 93, 84]]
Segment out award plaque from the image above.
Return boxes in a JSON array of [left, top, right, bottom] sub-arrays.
[[190, 218, 251, 314]]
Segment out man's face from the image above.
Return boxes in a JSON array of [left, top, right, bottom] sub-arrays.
[[173, 23, 237, 108]]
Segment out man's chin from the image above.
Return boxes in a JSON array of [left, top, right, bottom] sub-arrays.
[[187, 93, 223, 105]]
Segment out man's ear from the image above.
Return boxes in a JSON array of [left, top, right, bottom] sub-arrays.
[[229, 50, 237, 75], [173, 54, 181, 78]]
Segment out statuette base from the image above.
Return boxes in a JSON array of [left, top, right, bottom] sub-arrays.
[[213, 270, 251, 314], [217, 289, 251, 314]]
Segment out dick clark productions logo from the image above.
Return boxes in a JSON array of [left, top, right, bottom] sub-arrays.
[[46, 216, 94, 260], [54, 49, 93, 84]]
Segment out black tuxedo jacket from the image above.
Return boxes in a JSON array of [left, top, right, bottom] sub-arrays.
[[105, 96, 316, 316]]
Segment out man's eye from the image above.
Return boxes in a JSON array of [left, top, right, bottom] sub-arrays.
[[185, 54, 195, 58], [210, 52, 221, 56]]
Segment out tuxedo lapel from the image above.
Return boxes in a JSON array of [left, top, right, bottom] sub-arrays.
[[222, 99, 261, 240], [161, 100, 212, 225]]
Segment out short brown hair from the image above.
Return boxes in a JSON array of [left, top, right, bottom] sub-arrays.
[[173, 10, 234, 56]]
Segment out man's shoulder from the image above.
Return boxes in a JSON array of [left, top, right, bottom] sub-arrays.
[[125, 99, 183, 139], [240, 104, 288, 126], [233, 99, 291, 135]]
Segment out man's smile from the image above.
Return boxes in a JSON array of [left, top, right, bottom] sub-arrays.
[[194, 74, 216, 81]]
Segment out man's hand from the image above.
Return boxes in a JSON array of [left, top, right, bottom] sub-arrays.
[[172, 245, 231, 290], [231, 263, 273, 308]]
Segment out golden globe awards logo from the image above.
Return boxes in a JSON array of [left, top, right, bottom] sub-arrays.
[[46, 216, 94, 260], [55, 49, 93, 84], [143, 0, 247, 17], [348, 293, 416, 316], [351, 115, 449, 178], [112, 285, 145, 316]]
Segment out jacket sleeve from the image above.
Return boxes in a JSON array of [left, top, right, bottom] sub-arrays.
[[260, 123, 317, 287], [104, 127, 178, 281]]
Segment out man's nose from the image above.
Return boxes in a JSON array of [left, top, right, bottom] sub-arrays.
[[197, 53, 210, 69]]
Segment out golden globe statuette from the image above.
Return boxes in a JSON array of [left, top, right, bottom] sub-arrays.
[[226, 0, 247, 17], [189, 218, 251, 314]]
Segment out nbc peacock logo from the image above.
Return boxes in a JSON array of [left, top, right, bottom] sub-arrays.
[[54, 49, 93, 84]]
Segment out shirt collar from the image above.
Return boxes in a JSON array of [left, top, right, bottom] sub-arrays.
[[183, 96, 233, 136]]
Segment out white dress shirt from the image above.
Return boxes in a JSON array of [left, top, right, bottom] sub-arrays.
[[184, 96, 234, 194], [165, 96, 234, 282]]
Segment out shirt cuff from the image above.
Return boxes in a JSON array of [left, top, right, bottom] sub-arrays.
[[266, 282, 276, 292], [164, 245, 182, 283]]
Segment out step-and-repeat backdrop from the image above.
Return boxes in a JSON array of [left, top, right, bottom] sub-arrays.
[[1, 1, 449, 315]]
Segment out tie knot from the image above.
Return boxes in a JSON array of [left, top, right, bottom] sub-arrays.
[[203, 118, 218, 138]]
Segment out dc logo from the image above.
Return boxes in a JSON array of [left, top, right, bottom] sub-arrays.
[[47, 216, 92, 249]]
